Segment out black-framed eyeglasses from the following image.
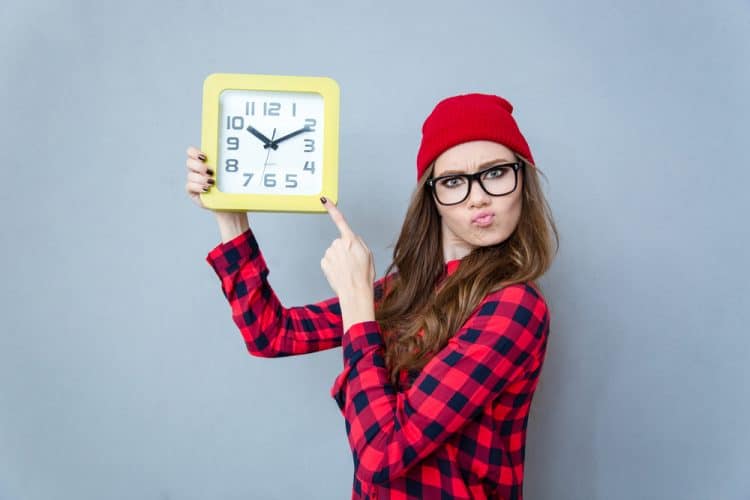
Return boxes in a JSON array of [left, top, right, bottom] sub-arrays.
[[426, 159, 524, 206]]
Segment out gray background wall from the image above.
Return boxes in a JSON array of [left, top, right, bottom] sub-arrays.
[[1, 1, 748, 499]]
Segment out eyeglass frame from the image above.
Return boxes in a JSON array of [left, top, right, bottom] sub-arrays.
[[425, 157, 525, 206]]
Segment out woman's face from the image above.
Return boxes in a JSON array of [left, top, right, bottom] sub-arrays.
[[431, 141, 524, 258]]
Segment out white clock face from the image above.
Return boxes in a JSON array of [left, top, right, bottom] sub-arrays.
[[217, 89, 325, 195]]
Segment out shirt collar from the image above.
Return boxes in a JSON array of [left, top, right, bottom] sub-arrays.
[[445, 259, 461, 276]]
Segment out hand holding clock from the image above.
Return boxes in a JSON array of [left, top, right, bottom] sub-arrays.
[[185, 146, 215, 209], [185, 145, 250, 243]]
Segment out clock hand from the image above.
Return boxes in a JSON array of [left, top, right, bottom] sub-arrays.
[[246, 125, 278, 150], [261, 128, 277, 180], [268, 126, 311, 148]]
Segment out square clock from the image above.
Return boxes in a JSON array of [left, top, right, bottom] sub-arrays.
[[200, 73, 340, 213]]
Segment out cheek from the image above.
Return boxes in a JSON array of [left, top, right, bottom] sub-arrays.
[[499, 196, 523, 232], [435, 205, 463, 235], [506, 194, 523, 219]]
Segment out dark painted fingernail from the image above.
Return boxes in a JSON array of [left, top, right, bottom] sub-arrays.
[[202, 186, 209, 192], [320, 196, 327, 204], [198, 153, 207, 161], [207, 168, 214, 175], [207, 178, 215, 185]]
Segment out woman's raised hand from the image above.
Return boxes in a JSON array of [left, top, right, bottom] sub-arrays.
[[320, 197, 376, 331], [320, 198, 376, 299], [185, 146, 214, 209]]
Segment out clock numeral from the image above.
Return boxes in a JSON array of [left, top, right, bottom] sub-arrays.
[[304, 118, 316, 131], [304, 139, 315, 152], [264, 102, 281, 116], [263, 173, 276, 187], [225, 159, 239, 172], [226, 137, 239, 150], [292, 103, 297, 117], [226, 116, 244, 130], [303, 161, 316, 174], [245, 102, 255, 116], [243, 173, 254, 186], [285, 174, 298, 188]]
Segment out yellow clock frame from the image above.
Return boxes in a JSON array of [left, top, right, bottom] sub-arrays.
[[200, 73, 340, 213]]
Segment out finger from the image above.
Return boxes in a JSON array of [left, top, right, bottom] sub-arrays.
[[336, 237, 352, 250], [355, 234, 368, 249], [322, 199, 355, 239], [186, 180, 211, 194], [186, 146, 207, 161], [186, 157, 214, 175], [188, 171, 214, 185]]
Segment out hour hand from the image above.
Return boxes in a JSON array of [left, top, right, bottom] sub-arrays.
[[246, 125, 278, 150], [269, 126, 311, 148]]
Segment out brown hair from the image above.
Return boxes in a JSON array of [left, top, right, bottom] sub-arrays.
[[375, 156, 559, 387]]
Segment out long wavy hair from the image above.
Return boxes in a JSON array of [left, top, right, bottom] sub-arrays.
[[375, 155, 559, 387]]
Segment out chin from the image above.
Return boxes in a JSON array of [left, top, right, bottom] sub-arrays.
[[464, 230, 509, 248]]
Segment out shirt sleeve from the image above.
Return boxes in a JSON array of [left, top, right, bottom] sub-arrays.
[[329, 282, 550, 485], [206, 226, 390, 357]]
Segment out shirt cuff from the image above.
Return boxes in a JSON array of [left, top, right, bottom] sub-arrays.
[[342, 320, 384, 368], [205, 227, 268, 280], [330, 320, 384, 412]]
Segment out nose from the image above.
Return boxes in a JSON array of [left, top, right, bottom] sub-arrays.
[[466, 178, 491, 207]]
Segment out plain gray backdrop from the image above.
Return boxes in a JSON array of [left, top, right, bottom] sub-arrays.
[[1, 1, 748, 499]]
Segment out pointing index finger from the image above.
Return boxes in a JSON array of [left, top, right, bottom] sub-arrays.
[[321, 197, 355, 238]]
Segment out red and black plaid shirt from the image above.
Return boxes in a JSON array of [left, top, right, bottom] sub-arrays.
[[206, 227, 550, 500]]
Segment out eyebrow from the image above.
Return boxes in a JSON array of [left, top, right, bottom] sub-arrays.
[[436, 158, 517, 176]]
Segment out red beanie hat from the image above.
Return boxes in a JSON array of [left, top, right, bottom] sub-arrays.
[[416, 93, 534, 181]]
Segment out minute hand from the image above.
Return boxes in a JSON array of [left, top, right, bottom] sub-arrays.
[[269, 126, 311, 148]]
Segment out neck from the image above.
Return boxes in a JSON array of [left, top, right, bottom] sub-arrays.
[[442, 236, 474, 262]]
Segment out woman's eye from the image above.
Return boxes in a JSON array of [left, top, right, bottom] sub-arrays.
[[483, 167, 506, 179], [440, 177, 464, 188]]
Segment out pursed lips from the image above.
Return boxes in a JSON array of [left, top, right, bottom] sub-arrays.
[[471, 211, 495, 226]]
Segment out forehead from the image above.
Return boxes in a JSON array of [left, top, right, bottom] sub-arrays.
[[433, 140, 516, 176]]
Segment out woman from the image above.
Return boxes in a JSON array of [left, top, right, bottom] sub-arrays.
[[185, 93, 558, 499]]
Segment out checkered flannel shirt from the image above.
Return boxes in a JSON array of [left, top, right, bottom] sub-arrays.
[[206, 227, 550, 500]]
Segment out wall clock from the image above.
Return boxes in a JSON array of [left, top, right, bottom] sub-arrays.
[[200, 73, 340, 212]]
